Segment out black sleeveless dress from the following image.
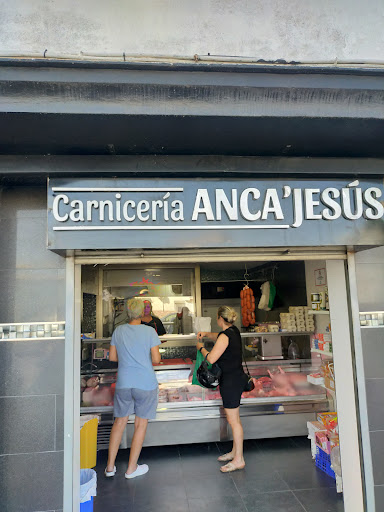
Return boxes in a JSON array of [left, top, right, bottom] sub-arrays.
[[216, 325, 245, 409]]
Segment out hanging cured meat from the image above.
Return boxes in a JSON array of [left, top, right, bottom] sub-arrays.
[[240, 285, 255, 327]]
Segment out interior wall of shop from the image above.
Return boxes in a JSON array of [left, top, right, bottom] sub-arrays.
[[355, 247, 384, 510], [0, 186, 65, 512], [1, 0, 384, 61]]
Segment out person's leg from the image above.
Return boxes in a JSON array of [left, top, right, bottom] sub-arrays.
[[224, 407, 245, 468], [126, 416, 149, 475], [107, 416, 129, 472]]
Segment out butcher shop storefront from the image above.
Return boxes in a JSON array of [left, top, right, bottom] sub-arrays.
[[50, 175, 384, 512]]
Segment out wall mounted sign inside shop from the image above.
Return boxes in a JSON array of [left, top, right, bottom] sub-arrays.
[[47, 178, 384, 249]]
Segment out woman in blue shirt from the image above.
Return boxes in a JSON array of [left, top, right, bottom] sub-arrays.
[[105, 298, 161, 479]]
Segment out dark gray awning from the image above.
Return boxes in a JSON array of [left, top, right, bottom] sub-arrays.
[[0, 61, 383, 163]]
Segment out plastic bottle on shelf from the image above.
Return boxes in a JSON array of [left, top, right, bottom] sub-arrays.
[[288, 339, 300, 359]]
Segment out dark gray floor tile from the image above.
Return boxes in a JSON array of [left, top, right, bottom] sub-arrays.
[[217, 439, 260, 455], [184, 473, 239, 499], [242, 490, 306, 512], [140, 444, 180, 460], [94, 492, 134, 512], [94, 474, 135, 507], [249, 445, 313, 472], [189, 496, 247, 512], [0, 451, 63, 512], [278, 464, 335, 490], [134, 497, 189, 512], [93, 442, 342, 512], [231, 468, 289, 495], [179, 442, 220, 456], [294, 488, 344, 512], [181, 453, 226, 477], [134, 473, 186, 499], [291, 436, 312, 449], [0, 395, 55, 455], [257, 437, 297, 452]]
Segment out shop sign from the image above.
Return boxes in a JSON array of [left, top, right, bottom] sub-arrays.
[[47, 178, 384, 249]]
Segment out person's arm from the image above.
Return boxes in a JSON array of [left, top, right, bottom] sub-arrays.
[[109, 345, 118, 362], [109, 331, 118, 362], [197, 331, 219, 341], [150, 329, 162, 365], [151, 345, 161, 365], [197, 333, 229, 364]]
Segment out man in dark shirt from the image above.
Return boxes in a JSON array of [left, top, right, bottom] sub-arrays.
[[141, 300, 167, 336]]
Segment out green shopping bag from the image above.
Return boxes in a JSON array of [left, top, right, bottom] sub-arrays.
[[192, 349, 210, 387]]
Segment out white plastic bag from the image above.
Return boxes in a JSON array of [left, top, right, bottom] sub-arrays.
[[193, 317, 211, 334], [80, 468, 97, 503], [258, 282, 271, 311], [330, 446, 342, 477]]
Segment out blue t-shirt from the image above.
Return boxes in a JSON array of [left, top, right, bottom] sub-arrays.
[[111, 324, 161, 391]]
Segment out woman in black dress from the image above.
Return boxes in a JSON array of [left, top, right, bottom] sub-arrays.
[[197, 306, 245, 473]]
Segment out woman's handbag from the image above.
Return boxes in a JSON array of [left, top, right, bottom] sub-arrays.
[[196, 355, 222, 389]]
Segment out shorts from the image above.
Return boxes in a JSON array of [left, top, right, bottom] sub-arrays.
[[114, 387, 158, 420], [219, 372, 245, 409]]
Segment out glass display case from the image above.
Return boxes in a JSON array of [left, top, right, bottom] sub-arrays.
[[80, 333, 328, 449]]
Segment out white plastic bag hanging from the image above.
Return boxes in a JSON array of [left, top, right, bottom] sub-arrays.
[[193, 317, 211, 333], [258, 282, 271, 311], [80, 468, 97, 503]]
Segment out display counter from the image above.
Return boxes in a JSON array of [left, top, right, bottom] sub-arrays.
[[81, 333, 328, 449]]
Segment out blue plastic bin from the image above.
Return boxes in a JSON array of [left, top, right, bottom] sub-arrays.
[[80, 496, 93, 512], [315, 446, 336, 479]]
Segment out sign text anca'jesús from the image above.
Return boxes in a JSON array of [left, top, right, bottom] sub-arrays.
[[48, 179, 384, 249]]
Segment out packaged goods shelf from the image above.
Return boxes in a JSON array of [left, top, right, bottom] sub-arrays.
[[311, 348, 333, 357]]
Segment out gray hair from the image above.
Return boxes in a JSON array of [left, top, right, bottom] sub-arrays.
[[126, 298, 144, 322]]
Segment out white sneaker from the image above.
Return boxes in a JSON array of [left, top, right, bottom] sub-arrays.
[[125, 464, 149, 479], [104, 466, 116, 477]]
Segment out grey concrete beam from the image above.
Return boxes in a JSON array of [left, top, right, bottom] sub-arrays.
[[0, 65, 383, 118], [0, 155, 383, 178]]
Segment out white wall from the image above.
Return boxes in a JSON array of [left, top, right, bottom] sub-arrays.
[[1, 0, 383, 62]]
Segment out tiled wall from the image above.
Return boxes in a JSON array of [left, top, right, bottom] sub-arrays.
[[0, 186, 65, 512], [355, 246, 384, 510]]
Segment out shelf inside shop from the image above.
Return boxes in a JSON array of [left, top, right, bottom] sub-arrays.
[[81, 358, 317, 375], [307, 310, 330, 315], [81, 331, 314, 345], [311, 348, 333, 357]]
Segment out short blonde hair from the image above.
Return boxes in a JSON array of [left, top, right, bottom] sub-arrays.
[[127, 298, 144, 321], [218, 305, 237, 324]]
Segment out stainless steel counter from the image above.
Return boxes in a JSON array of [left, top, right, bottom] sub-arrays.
[[90, 393, 328, 449]]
